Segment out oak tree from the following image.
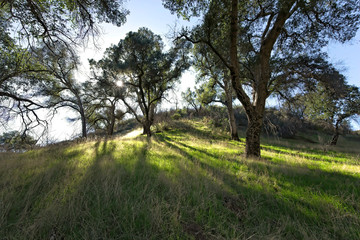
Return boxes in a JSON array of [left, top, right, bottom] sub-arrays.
[[163, 0, 360, 157], [193, 44, 240, 141], [0, 0, 129, 137], [92, 28, 190, 137]]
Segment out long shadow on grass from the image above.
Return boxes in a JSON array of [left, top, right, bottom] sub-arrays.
[[1, 145, 87, 239], [168, 120, 227, 141], [3, 135, 360, 239], [156, 133, 360, 239], [50, 137, 192, 239], [260, 144, 360, 166], [2, 139, 122, 239], [245, 158, 360, 208]]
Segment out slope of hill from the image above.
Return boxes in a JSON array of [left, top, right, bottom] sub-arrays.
[[1, 118, 360, 239]]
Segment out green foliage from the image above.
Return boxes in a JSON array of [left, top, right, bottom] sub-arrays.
[[279, 58, 360, 138], [0, 0, 130, 136], [181, 87, 202, 112], [303, 85, 360, 123], [0, 21, 55, 133], [0, 21, 51, 93], [1, 119, 360, 238], [196, 80, 218, 105], [0, 131, 37, 151], [171, 111, 182, 120]]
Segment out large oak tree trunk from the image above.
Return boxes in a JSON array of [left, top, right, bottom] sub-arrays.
[[108, 115, 115, 135], [143, 121, 152, 137], [228, 0, 295, 158], [229, 0, 265, 157], [142, 104, 155, 137], [245, 113, 264, 157]]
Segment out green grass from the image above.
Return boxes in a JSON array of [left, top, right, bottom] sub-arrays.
[[1, 118, 360, 239]]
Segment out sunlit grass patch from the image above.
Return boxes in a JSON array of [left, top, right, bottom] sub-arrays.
[[1, 118, 360, 239]]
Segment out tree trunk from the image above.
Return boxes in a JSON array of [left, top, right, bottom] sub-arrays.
[[80, 111, 87, 138], [228, 107, 239, 141], [143, 121, 152, 137], [329, 132, 339, 145], [329, 120, 341, 145], [227, 0, 294, 158], [108, 103, 116, 136], [224, 82, 239, 141], [245, 113, 263, 158], [76, 96, 87, 138], [108, 115, 115, 135]]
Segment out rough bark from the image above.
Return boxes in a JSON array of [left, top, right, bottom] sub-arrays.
[[80, 111, 87, 138], [245, 113, 264, 158], [229, 0, 259, 156], [142, 104, 155, 137], [227, 102, 239, 141]]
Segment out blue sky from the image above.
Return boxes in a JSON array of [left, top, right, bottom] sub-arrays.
[[327, 33, 360, 88], [51, 0, 360, 140]]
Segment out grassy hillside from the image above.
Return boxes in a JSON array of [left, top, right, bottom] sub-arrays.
[[1, 119, 360, 239]]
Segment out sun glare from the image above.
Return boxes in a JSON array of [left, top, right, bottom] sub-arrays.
[[116, 81, 123, 87]]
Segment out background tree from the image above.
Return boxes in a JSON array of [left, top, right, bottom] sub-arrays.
[[0, 130, 37, 151], [163, 0, 360, 157], [92, 28, 190, 137], [193, 44, 240, 141], [273, 55, 360, 145], [303, 84, 360, 146], [0, 0, 129, 138], [84, 77, 126, 136], [181, 87, 202, 114], [41, 44, 90, 138]]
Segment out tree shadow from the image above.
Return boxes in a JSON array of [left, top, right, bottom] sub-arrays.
[[166, 120, 228, 141], [261, 142, 360, 165], [156, 132, 360, 239], [1, 145, 87, 239], [2, 133, 360, 239], [260, 144, 360, 166]]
